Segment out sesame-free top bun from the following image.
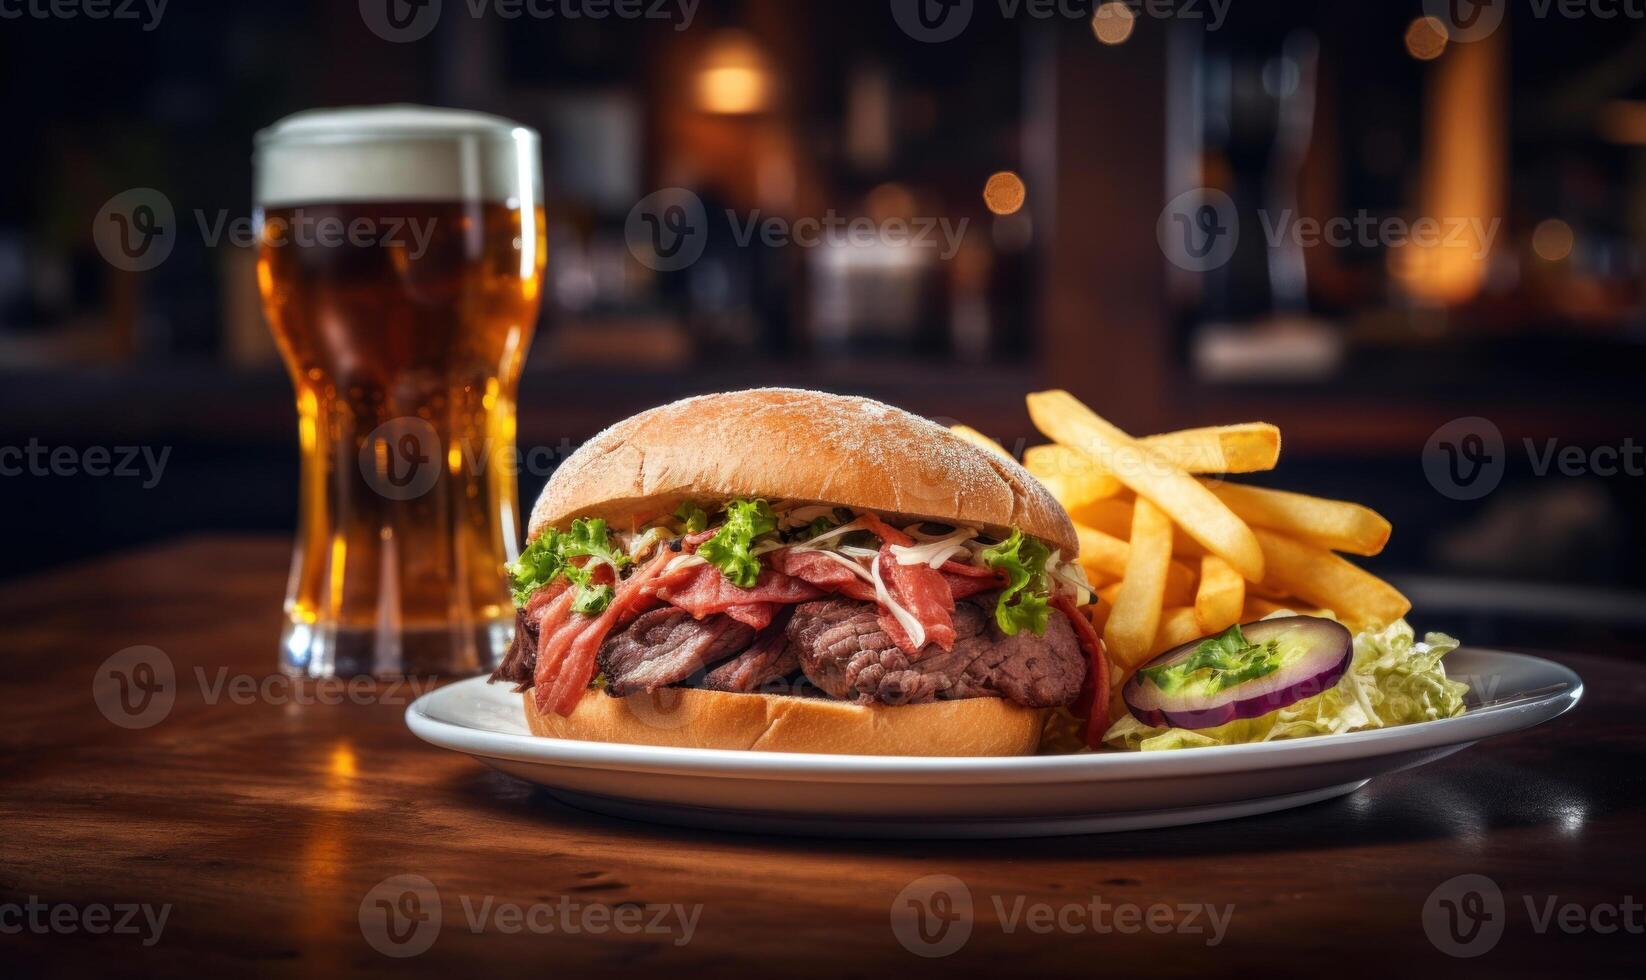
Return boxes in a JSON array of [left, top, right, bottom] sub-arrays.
[[522, 687, 1046, 756], [528, 388, 1077, 555]]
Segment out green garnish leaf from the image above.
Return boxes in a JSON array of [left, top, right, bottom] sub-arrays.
[[804, 517, 837, 539], [981, 528, 1053, 636], [675, 501, 708, 534], [506, 517, 631, 613], [570, 583, 615, 615], [699, 499, 777, 588], [1138, 624, 1282, 696]]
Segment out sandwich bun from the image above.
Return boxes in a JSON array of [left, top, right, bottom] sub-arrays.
[[523, 687, 1046, 756], [529, 387, 1077, 555]]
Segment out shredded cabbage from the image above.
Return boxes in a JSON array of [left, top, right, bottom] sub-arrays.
[[1103, 618, 1469, 751]]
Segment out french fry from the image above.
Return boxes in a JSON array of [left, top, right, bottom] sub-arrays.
[[1141, 423, 1281, 474], [1102, 498, 1173, 672], [1068, 497, 1133, 539], [1242, 596, 1294, 620], [1032, 423, 1279, 482], [1194, 555, 1245, 635], [1071, 498, 1206, 563], [1023, 445, 1124, 503], [1253, 528, 1410, 630], [1152, 606, 1204, 656], [1097, 582, 1124, 607], [1244, 577, 1293, 601], [1204, 481, 1392, 556], [1242, 596, 1325, 620], [1028, 391, 1266, 581], [949, 424, 1012, 460], [1075, 525, 1197, 606], [1074, 524, 1131, 579]]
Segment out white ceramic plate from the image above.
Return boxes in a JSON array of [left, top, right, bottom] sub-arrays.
[[405, 648, 1581, 838]]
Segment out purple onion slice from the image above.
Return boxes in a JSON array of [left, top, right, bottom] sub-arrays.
[[1122, 616, 1353, 731]]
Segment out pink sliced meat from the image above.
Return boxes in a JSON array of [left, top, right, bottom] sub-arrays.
[[874, 548, 957, 656], [541, 552, 673, 716], [940, 560, 1004, 600], [657, 562, 825, 624], [856, 514, 958, 656], [772, 549, 876, 603]]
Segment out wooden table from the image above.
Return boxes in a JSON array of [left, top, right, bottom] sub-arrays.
[[3, 537, 1641, 976]]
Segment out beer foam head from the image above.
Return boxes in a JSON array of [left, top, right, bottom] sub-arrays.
[[255, 105, 540, 207]]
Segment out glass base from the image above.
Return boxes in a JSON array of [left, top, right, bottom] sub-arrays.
[[280, 618, 514, 679]]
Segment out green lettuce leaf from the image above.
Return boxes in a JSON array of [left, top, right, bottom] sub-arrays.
[[1104, 618, 1468, 751], [698, 499, 778, 588], [1139, 623, 1283, 697], [506, 518, 631, 613], [981, 528, 1053, 636], [674, 501, 708, 534]]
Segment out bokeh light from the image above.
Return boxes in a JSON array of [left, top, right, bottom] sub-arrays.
[[1532, 219, 1575, 262], [1092, 3, 1136, 46], [1405, 16, 1448, 61], [983, 171, 1027, 216]]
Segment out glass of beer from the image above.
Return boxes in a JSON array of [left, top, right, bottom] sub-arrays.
[[254, 106, 544, 678]]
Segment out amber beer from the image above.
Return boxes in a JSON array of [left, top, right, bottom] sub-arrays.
[[254, 108, 544, 677]]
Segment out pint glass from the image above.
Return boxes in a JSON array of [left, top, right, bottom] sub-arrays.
[[254, 106, 544, 677]]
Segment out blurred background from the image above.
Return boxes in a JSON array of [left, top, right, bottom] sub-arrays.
[[2, 0, 1644, 653]]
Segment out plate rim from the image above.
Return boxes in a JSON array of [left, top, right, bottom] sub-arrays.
[[404, 647, 1581, 784]]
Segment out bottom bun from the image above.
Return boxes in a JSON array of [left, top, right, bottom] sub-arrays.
[[523, 688, 1045, 756]]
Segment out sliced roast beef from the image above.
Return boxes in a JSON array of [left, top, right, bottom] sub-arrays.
[[655, 563, 825, 629], [704, 609, 799, 693], [597, 608, 755, 696], [493, 607, 538, 688], [786, 597, 1084, 708]]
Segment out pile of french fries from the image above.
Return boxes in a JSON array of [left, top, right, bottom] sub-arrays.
[[953, 390, 1410, 701]]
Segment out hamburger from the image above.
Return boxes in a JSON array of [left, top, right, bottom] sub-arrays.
[[492, 388, 1108, 756]]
